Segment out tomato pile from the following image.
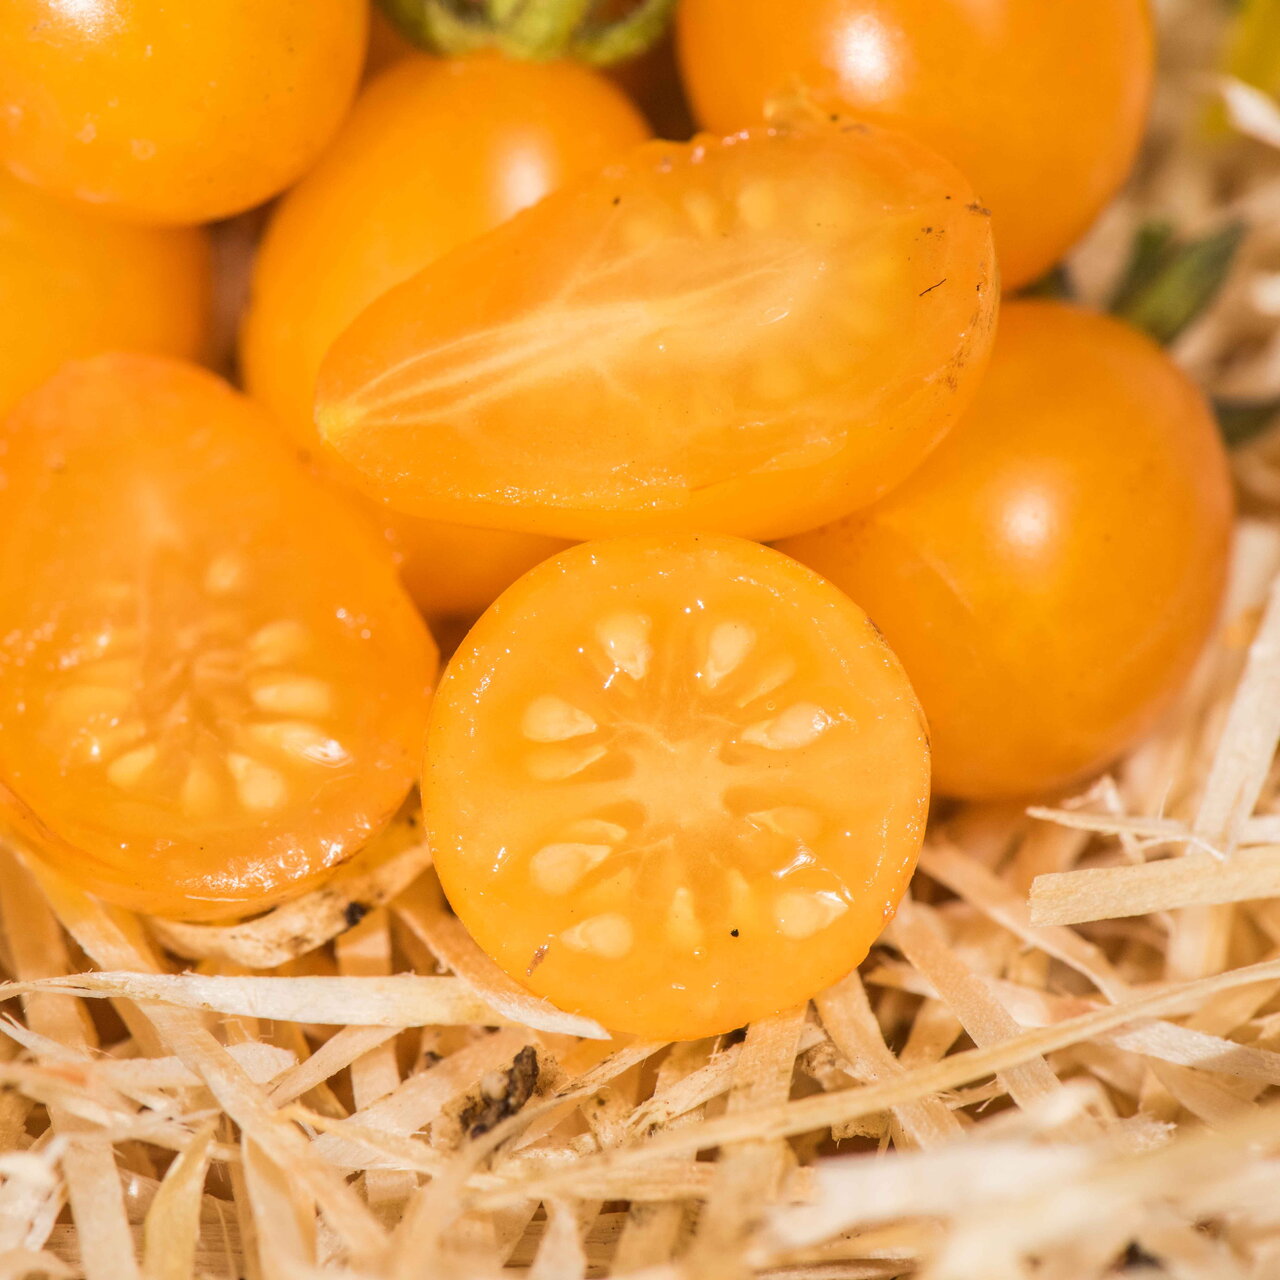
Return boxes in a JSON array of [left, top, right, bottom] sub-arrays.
[[0, 0, 1233, 1039]]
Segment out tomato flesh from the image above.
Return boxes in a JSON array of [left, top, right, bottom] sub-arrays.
[[316, 125, 997, 541], [0, 356, 437, 918], [676, 0, 1154, 290], [425, 536, 930, 1040], [779, 302, 1235, 799]]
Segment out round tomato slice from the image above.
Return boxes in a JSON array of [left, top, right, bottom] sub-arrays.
[[0, 355, 437, 919], [316, 125, 997, 541], [425, 536, 930, 1040]]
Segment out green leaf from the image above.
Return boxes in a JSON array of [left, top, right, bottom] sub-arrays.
[[1216, 397, 1280, 447], [1109, 221, 1246, 346], [1018, 263, 1075, 301]]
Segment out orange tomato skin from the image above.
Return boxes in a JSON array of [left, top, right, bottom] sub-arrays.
[[0, 169, 210, 416], [426, 535, 930, 1041], [676, 0, 1154, 289], [0, 355, 437, 920], [0, 0, 367, 225], [316, 124, 997, 541], [243, 52, 646, 616], [779, 302, 1234, 800]]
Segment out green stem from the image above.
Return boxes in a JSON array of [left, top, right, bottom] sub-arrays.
[[571, 0, 679, 66], [380, 0, 493, 55], [499, 0, 598, 59], [376, 0, 674, 62]]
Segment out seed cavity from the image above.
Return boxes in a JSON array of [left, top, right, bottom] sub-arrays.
[[702, 620, 755, 691], [74, 720, 145, 765], [250, 676, 334, 718], [227, 753, 288, 812], [621, 215, 673, 251], [775, 891, 848, 940], [748, 806, 823, 842], [563, 818, 627, 844], [203, 554, 246, 597], [742, 703, 832, 750], [248, 620, 311, 666], [249, 721, 350, 766], [667, 886, 702, 950], [527, 743, 608, 782], [181, 762, 223, 818], [531, 842, 612, 895], [683, 190, 722, 237], [726, 868, 755, 924], [105, 743, 159, 790], [737, 181, 778, 230], [51, 684, 133, 725], [522, 695, 597, 743], [560, 913, 634, 959], [595, 612, 652, 680]]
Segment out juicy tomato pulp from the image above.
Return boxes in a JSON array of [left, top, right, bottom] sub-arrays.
[[0, 0, 367, 225], [676, 0, 1154, 290], [316, 125, 998, 541], [0, 356, 437, 918], [0, 168, 210, 416], [425, 537, 930, 1040], [243, 52, 648, 618], [780, 302, 1235, 800]]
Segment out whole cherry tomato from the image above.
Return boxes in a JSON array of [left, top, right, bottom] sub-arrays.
[[0, 355, 436, 919], [0, 169, 210, 416], [779, 301, 1234, 800], [243, 52, 649, 617], [676, 0, 1154, 290], [316, 123, 997, 541], [427, 535, 929, 1040], [0, 0, 368, 225]]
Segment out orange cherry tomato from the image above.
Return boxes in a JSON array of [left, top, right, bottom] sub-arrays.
[[316, 124, 998, 541], [0, 355, 437, 919], [243, 52, 648, 617], [779, 302, 1234, 800], [675, 0, 1154, 290], [0, 168, 210, 416], [426, 535, 930, 1040], [0, 0, 367, 225]]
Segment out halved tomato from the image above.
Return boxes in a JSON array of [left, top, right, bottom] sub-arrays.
[[425, 536, 930, 1039], [0, 355, 437, 919], [316, 125, 998, 540]]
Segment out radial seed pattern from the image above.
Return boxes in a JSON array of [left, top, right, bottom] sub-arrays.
[[425, 536, 930, 1040]]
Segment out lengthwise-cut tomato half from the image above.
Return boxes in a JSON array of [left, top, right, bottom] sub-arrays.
[[316, 125, 998, 541]]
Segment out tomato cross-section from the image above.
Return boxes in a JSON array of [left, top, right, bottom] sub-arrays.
[[0, 355, 437, 919], [316, 124, 998, 541], [425, 536, 930, 1040]]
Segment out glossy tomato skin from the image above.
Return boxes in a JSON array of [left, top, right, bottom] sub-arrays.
[[676, 0, 1154, 289], [316, 124, 998, 541], [0, 169, 210, 416], [427, 535, 930, 1041], [779, 302, 1234, 800], [0, 355, 437, 919], [243, 52, 647, 617], [0, 0, 367, 225]]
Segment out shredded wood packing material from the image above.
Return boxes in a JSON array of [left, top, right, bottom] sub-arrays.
[[3, 1, 1280, 1276]]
